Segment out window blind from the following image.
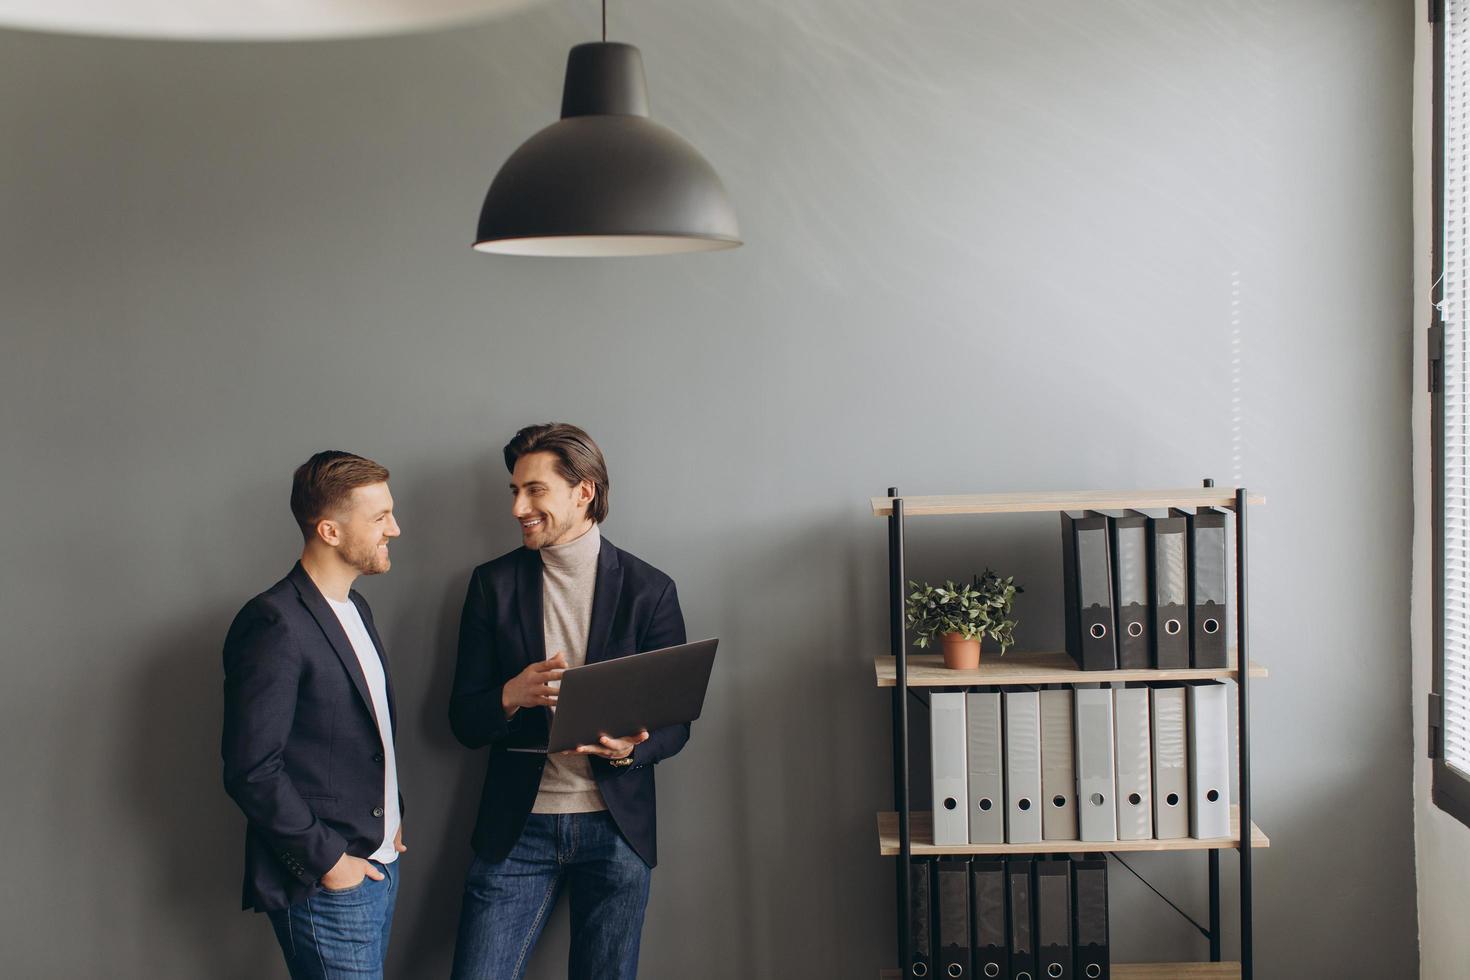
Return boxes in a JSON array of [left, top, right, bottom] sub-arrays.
[[1444, 0, 1470, 777]]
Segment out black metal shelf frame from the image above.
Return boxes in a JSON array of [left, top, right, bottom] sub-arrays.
[[883, 483, 1255, 979]]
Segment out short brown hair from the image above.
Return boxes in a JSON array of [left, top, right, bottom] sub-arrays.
[[503, 423, 610, 524], [290, 451, 390, 541]]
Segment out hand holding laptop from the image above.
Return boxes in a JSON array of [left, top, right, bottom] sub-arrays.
[[563, 729, 649, 760]]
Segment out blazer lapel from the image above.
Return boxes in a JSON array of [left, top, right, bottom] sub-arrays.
[[586, 537, 623, 665], [288, 562, 378, 726], [516, 548, 546, 665]]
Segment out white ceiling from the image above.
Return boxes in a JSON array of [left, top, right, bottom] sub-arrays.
[[0, 0, 545, 41]]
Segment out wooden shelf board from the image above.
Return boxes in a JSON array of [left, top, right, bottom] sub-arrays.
[[877, 807, 1269, 856], [1110, 967, 1242, 979], [874, 652, 1267, 688], [870, 488, 1266, 517], [882, 965, 1240, 979]]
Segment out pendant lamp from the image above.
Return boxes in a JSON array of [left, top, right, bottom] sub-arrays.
[[473, 4, 741, 257]]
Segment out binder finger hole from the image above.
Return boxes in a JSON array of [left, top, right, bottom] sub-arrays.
[[948, 966, 964, 978], [1089, 623, 1107, 639], [984, 966, 1000, 979], [1018, 798, 1032, 811], [943, 797, 958, 811], [1166, 792, 1180, 807], [1128, 792, 1142, 806], [1048, 966, 1064, 978], [912, 964, 928, 978], [1204, 618, 1221, 634], [1090, 793, 1105, 807], [978, 798, 993, 812], [1087, 967, 1102, 979], [1052, 795, 1067, 808], [1127, 621, 1143, 637], [1165, 619, 1182, 635], [1207, 789, 1220, 803]]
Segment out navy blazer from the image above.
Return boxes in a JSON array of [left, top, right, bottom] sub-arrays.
[[449, 536, 687, 868], [221, 563, 401, 912]]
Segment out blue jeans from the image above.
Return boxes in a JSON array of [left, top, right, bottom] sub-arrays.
[[450, 812, 653, 980], [266, 858, 399, 980]]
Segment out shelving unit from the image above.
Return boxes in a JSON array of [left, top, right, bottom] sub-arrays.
[[877, 486, 1263, 979]]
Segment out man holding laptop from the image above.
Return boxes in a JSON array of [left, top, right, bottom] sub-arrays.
[[448, 423, 697, 980]]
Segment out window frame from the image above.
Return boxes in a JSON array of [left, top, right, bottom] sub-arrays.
[[1432, 0, 1470, 828]]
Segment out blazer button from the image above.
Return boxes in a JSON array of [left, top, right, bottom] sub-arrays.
[[372, 806, 384, 818], [373, 752, 384, 764]]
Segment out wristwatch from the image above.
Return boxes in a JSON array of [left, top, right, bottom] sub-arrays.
[[609, 754, 634, 768]]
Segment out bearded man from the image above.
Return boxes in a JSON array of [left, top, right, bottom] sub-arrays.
[[221, 450, 407, 979], [448, 423, 689, 980]]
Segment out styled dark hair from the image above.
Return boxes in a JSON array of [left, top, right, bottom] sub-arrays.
[[503, 423, 610, 524], [290, 450, 390, 541]]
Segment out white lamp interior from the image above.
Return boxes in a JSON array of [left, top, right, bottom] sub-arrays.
[[0, 0, 543, 40]]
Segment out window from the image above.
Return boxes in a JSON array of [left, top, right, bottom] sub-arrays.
[[1433, 0, 1470, 826]]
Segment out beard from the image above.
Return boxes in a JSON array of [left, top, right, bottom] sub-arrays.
[[524, 515, 587, 550], [341, 535, 390, 575], [520, 514, 558, 550]]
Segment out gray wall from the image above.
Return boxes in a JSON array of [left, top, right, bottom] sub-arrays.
[[0, 1, 1415, 977]]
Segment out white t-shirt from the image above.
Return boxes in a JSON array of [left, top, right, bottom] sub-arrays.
[[327, 596, 401, 865]]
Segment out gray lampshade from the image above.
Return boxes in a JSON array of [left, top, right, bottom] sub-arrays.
[[474, 42, 741, 257]]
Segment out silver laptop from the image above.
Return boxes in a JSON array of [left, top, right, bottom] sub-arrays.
[[507, 638, 718, 754]]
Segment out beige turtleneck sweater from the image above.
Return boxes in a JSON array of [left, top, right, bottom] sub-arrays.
[[531, 522, 608, 814]]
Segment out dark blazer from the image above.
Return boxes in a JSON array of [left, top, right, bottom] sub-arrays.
[[221, 562, 401, 913], [449, 536, 687, 868]]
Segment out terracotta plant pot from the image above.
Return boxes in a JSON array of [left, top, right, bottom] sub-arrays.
[[939, 632, 981, 670]]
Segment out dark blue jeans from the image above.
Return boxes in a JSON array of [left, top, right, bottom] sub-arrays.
[[266, 858, 399, 980], [450, 812, 653, 980]]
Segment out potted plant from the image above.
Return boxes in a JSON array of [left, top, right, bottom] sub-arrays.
[[905, 570, 1022, 669]]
